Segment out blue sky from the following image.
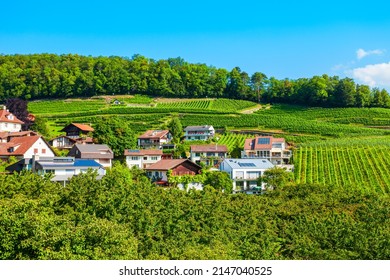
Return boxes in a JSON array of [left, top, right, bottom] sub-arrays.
[[1, 1, 390, 90]]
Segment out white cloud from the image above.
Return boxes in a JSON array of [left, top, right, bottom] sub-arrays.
[[351, 62, 390, 87], [356, 48, 384, 60]]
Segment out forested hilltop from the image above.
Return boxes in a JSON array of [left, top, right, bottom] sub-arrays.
[[1, 54, 389, 108]]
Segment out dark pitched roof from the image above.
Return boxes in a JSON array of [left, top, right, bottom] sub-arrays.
[[69, 143, 114, 159], [184, 125, 214, 131]]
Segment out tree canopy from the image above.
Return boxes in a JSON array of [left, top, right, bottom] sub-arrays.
[[0, 54, 389, 108], [0, 166, 388, 260]]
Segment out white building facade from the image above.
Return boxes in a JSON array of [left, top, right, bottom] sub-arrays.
[[220, 158, 274, 193], [184, 125, 215, 141], [124, 149, 163, 169]]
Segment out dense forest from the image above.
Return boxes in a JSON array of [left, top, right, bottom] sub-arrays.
[[1, 54, 389, 108], [0, 164, 389, 260]]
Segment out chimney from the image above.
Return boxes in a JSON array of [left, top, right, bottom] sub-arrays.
[[32, 154, 39, 171]]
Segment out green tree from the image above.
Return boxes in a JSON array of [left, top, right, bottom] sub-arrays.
[[230, 140, 242, 158], [204, 171, 233, 193], [93, 116, 136, 157], [259, 166, 293, 190], [167, 116, 183, 144], [250, 72, 267, 102]]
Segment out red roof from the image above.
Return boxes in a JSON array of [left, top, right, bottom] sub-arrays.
[[124, 149, 163, 156], [145, 159, 201, 171], [138, 130, 170, 139], [0, 131, 38, 140], [70, 123, 94, 132], [0, 108, 24, 124], [0, 135, 41, 156], [244, 136, 287, 151], [190, 144, 228, 153], [61, 123, 94, 132]]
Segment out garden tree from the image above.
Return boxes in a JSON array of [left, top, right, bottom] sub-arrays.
[[230, 140, 242, 158], [92, 116, 136, 157], [204, 171, 233, 193], [5, 98, 31, 129], [259, 166, 294, 190], [167, 116, 183, 144], [172, 143, 187, 159], [30, 116, 50, 138], [250, 72, 267, 102]]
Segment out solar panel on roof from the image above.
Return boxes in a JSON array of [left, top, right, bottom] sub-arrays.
[[238, 162, 256, 167], [257, 138, 270, 145]]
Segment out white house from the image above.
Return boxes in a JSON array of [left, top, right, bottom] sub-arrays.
[[0, 105, 24, 132], [241, 136, 292, 165], [184, 125, 215, 141], [190, 144, 228, 167], [0, 135, 55, 161], [220, 158, 274, 194], [124, 149, 163, 169], [137, 130, 172, 149]]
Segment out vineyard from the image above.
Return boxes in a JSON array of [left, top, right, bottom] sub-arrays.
[[217, 133, 253, 151], [157, 99, 212, 110], [293, 145, 390, 195]]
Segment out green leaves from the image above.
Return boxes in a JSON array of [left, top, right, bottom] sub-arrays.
[[0, 167, 389, 260]]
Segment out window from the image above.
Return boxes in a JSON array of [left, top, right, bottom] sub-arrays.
[[42, 149, 46, 154], [34, 148, 38, 154], [235, 171, 244, 179], [195, 153, 201, 157], [151, 156, 158, 161], [143, 156, 148, 160], [131, 156, 139, 160]]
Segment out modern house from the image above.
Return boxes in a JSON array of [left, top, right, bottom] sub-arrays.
[[7, 156, 106, 185], [68, 143, 114, 168], [0, 135, 55, 161], [220, 158, 274, 193], [60, 123, 94, 139], [190, 144, 228, 167], [145, 159, 202, 183], [241, 136, 292, 165], [0, 105, 24, 132], [124, 149, 163, 169], [184, 125, 215, 141], [137, 130, 172, 149]]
